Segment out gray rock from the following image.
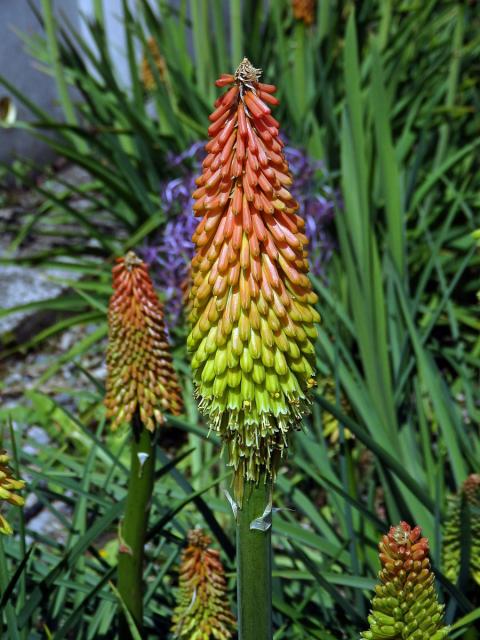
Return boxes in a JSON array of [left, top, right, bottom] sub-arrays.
[[0, 264, 78, 336]]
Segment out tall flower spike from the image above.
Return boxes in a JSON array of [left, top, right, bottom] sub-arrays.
[[187, 59, 320, 501], [0, 449, 25, 536], [171, 529, 236, 640], [104, 251, 183, 431], [442, 473, 480, 586], [362, 521, 449, 640]]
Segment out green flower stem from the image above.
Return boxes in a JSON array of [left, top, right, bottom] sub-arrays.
[[236, 477, 273, 640], [230, 0, 243, 71], [118, 416, 155, 639]]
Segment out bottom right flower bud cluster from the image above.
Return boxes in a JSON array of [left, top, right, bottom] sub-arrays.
[[362, 521, 449, 640]]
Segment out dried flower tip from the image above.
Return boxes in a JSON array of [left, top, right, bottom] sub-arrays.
[[104, 251, 183, 432], [171, 529, 236, 639], [124, 250, 143, 270], [0, 449, 25, 536], [463, 473, 480, 502], [362, 521, 449, 640], [235, 57, 262, 84]]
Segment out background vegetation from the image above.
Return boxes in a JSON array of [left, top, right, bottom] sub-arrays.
[[0, 0, 479, 637]]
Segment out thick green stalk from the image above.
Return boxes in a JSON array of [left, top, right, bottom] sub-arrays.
[[230, 0, 243, 69], [236, 478, 272, 640], [117, 417, 155, 639]]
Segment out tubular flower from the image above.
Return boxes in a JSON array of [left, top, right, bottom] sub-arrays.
[[0, 449, 25, 536], [171, 529, 236, 640], [362, 521, 449, 640], [104, 251, 183, 431], [187, 58, 319, 499], [140, 37, 166, 91], [292, 0, 316, 25], [442, 473, 480, 586]]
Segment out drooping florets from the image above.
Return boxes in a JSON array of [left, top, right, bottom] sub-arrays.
[[442, 474, 480, 586], [0, 449, 25, 535], [187, 59, 319, 500], [105, 251, 183, 431], [171, 529, 236, 640], [362, 521, 449, 640]]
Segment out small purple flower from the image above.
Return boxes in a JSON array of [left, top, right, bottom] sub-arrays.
[[141, 141, 339, 327]]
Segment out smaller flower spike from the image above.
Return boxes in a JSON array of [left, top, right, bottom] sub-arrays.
[[0, 449, 25, 536], [442, 473, 480, 587], [140, 37, 166, 92], [171, 529, 236, 640], [292, 0, 316, 25], [104, 251, 183, 431], [362, 521, 449, 640]]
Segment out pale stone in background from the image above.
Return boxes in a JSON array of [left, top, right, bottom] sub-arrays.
[[0, 0, 134, 165], [0, 0, 79, 164]]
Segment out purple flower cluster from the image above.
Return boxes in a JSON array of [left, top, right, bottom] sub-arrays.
[[284, 146, 338, 276], [141, 141, 338, 327]]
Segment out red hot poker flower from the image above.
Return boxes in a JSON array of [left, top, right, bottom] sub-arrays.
[[187, 59, 320, 500], [362, 521, 449, 640], [171, 529, 236, 639], [105, 251, 183, 431]]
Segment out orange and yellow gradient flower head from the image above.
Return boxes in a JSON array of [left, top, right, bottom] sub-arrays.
[[362, 521, 449, 640], [171, 529, 236, 640], [0, 449, 25, 536], [188, 59, 319, 500], [105, 251, 183, 432]]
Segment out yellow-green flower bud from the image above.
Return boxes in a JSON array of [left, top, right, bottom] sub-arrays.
[[0, 449, 25, 536], [362, 521, 449, 640]]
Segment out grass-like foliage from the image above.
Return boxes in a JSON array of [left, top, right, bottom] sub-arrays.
[[0, 0, 479, 638]]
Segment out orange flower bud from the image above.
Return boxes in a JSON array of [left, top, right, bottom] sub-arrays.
[[105, 251, 183, 431]]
